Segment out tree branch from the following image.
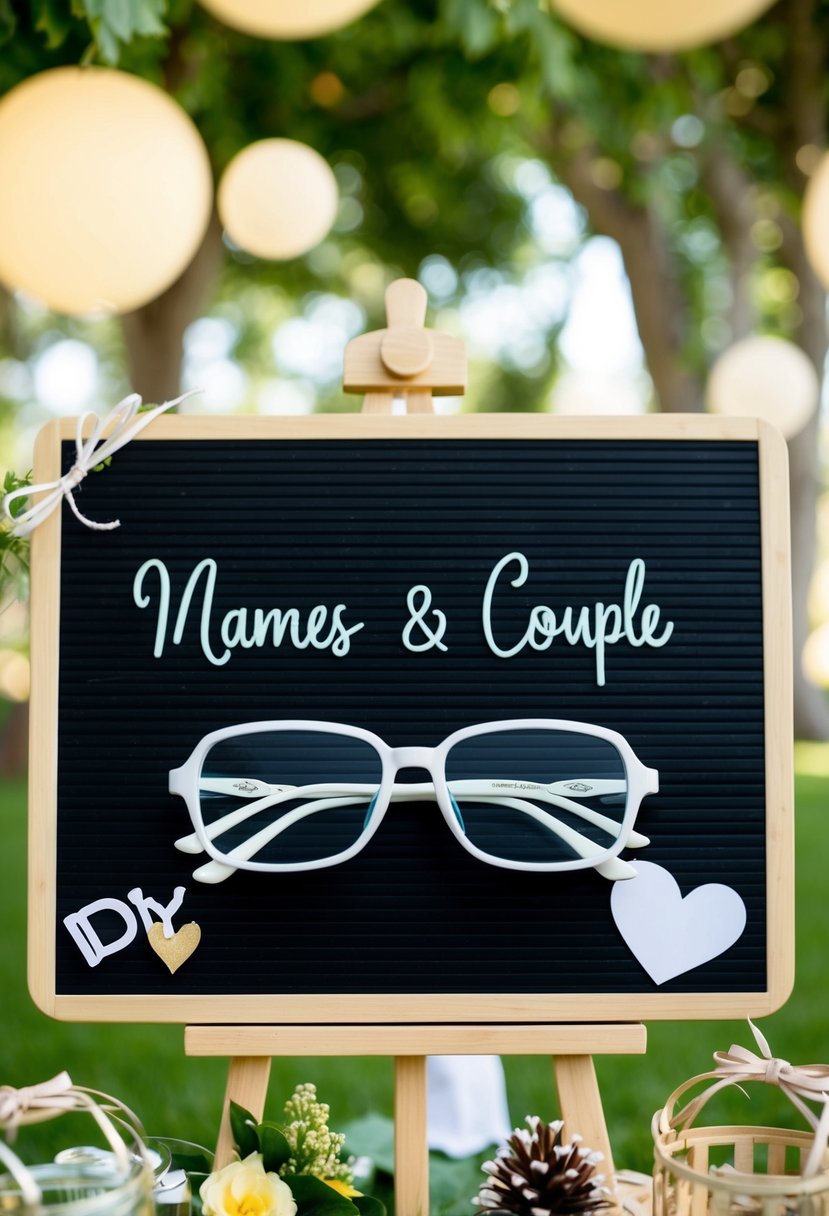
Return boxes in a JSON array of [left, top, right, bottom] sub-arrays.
[[785, 0, 826, 153], [699, 138, 758, 340], [120, 210, 224, 404]]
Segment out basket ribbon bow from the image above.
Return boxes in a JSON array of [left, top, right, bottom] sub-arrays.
[[676, 1020, 829, 1179], [3, 389, 198, 538], [0, 1072, 77, 1137], [0, 1072, 143, 1154]]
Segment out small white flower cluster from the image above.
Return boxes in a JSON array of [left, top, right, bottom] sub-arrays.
[[281, 1082, 354, 1184]]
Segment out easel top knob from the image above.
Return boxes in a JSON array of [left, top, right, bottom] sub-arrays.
[[343, 277, 467, 402], [380, 281, 434, 378]]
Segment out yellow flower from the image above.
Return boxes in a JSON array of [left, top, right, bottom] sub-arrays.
[[200, 1154, 297, 1216], [319, 1178, 362, 1198]]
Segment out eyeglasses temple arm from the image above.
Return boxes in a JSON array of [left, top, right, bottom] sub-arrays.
[[180, 774, 650, 858], [190, 796, 370, 883], [529, 789, 647, 847], [188, 788, 640, 884], [198, 777, 286, 798], [176, 782, 378, 853], [444, 781, 648, 848], [467, 795, 638, 879], [545, 779, 627, 797]]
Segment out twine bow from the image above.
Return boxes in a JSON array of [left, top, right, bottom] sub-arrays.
[[3, 389, 199, 538], [673, 1020, 829, 1179], [0, 1072, 77, 1139]]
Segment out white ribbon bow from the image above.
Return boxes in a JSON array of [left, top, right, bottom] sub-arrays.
[[675, 1020, 829, 1179], [3, 389, 198, 538], [0, 1072, 144, 1171], [0, 1072, 77, 1138]]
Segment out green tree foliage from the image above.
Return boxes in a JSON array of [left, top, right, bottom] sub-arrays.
[[3, 0, 575, 408]]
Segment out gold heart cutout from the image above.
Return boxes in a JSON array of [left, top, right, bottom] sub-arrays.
[[147, 921, 201, 974]]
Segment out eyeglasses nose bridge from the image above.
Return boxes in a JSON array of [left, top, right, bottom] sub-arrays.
[[388, 745, 438, 774]]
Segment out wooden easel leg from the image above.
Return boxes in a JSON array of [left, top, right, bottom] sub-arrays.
[[362, 392, 394, 414], [553, 1055, 617, 1202], [404, 390, 434, 413], [214, 1056, 273, 1167], [394, 1055, 429, 1216]]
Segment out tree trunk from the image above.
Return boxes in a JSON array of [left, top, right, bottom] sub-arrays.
[[548, 143, 703, 413], [0, 701, 28, 778], [701, 143, 758, 343], [777, 0, 829, 738], [120, 210, 224, 403], [789, 419, 826, 739], [614, 209, 702, 412], [780, 244, 829, 738]]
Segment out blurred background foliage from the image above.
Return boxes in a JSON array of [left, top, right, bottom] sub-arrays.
[[1, 0, 824, 417]]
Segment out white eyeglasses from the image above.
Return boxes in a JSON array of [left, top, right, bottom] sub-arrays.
[[171, 715, 656, 890], [169, 719, 658, 885]]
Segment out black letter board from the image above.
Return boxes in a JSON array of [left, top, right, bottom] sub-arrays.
[[28, 413, 793, 1023]]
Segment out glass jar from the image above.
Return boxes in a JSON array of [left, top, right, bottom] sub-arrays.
[[0, 1082, 155, 1216], [0, 1155, 154, 1216], [146, 1137, 214, 1216]]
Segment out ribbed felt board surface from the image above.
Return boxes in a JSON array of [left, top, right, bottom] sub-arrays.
[[29, 416, 793, 1022]]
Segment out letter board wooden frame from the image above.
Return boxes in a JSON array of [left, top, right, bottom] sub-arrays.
[[28, 412, 793, 1023]]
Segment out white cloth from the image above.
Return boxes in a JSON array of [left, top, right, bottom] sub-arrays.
[[427, 1055, 511, 1158]]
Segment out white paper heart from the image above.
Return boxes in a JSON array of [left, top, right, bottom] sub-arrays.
[[610, 860, 747, 985]]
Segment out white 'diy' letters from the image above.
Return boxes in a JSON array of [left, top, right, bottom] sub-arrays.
[[64, 886, 186, 967]]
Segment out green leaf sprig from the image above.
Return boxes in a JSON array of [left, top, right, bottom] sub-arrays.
[[0, 470, 32, 608]]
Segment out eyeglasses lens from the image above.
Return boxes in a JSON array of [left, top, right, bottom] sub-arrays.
[[199, 730, 383, 867], [443, 728, 628, 866]]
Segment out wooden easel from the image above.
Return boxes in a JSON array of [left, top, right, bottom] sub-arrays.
[[342, 277, 466, 414], [186, 1022, 647, 1215], [186, 280, 648, 1212]]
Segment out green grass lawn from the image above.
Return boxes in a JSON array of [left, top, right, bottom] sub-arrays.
[[2, 750, 828, 1206]]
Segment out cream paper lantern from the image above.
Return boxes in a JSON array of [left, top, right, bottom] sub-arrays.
[[549, 0, 775, 52], [803, 623, 829, 688], [199, 0, 380, 39], [0, 67, 212, 316], [706, 335, 819, 439], [802, 152, 829, 291], [218, 139, 338, 261]]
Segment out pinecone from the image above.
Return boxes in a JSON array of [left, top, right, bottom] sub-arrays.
[[474, 1117, 611, 1216]]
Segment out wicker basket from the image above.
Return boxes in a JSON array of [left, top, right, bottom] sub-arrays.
[[653, 1025, 829, 1216]]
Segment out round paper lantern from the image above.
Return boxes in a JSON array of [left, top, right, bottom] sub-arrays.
[[706, 335, 819, 439], [549, 0, 776, 51], [218, 140, 338, 260], [0, 67, 212, 316], [198, 0, 380, 39], [802, 152, 829, 290], [803, 623, 829, 688]]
